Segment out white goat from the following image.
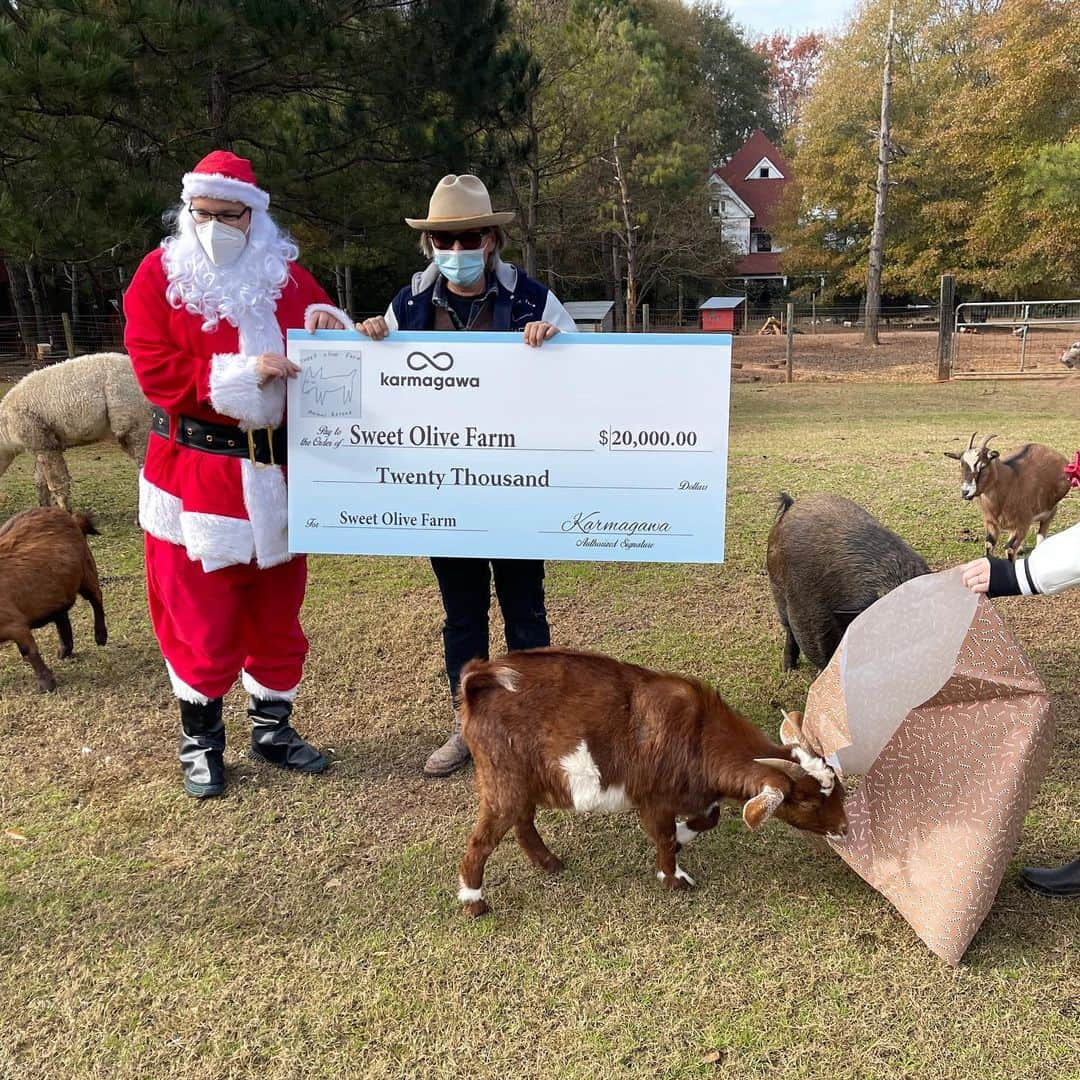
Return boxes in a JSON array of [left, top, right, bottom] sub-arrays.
[[0, 353, 150, 511]]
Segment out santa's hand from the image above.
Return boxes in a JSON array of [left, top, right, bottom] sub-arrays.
[[523, 321, 558, 347], [305, 309, 346, 332], [356, 316, 389, 340], [960, 558, 991, 594], [256, 352, 300, 385]]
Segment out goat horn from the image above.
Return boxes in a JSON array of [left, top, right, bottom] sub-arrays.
[[980, 433, 997, 451], [968, 431, 977, 450], [778, 712, 805, 748], [755, 756, 809, 781]]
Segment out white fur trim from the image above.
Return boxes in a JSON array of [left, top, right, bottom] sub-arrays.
[[179, 510, 255, 572], [139, 472, 184, 546], [140, 455, 288, 572], [209, 352, 285, 430], [304, 302, 352, 330], [240, 460, 291, 568], [182, 173, 270, 212], [242, 670, 299, 702], [166, 661, 210, 705]]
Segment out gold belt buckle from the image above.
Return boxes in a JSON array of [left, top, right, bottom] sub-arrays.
[[246, 427, 276, 468]]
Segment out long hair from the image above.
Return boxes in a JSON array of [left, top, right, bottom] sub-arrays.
[[161, 205, 299, 331]]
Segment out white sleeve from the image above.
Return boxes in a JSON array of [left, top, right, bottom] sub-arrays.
[[1018, 520, 1080, 595], [542, 292, 577, 333], [384, 304, 399, 332]]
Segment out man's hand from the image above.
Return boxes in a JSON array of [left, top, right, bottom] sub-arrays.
[[523, 321, 558, 348], [305, 309, 346, 332], [960, 558, 990, 594], [255, 352, 300, 385], [356, 316, 390, 339]]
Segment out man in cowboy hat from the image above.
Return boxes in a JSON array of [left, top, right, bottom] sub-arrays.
[[124, 150, 353, 798], [358, 173, 577, 776]]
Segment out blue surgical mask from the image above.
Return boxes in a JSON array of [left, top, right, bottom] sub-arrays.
[[433, 249, 486, 287]]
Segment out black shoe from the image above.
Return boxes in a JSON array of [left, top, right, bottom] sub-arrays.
[[179, 698, 226, 798], [1019, 857, 1080, 900], [248, 697, 328, 774]]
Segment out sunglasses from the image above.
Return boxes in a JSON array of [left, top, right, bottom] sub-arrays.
[[429, 229, 489, 250]]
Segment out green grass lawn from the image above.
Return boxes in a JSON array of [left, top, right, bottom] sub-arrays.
[[1, 380, 1078, 1079]]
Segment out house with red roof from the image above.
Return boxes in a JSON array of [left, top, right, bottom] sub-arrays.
[[709, 130, 791, 285]]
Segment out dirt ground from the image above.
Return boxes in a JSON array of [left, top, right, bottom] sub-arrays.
[[733, 328, 939, 383], [731, 325, 1080, 384]]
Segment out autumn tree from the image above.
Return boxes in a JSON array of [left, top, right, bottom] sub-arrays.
[[755, 31, 824, 133], [778, 0, 1080, 302]]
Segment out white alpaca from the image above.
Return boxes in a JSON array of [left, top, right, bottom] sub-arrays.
[[0, 353, 151, 511]]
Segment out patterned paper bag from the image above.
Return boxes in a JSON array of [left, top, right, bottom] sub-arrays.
[[800, 568, 1054, 965]]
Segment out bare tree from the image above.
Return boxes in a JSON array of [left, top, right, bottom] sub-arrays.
[[864, 4, 895, 346]]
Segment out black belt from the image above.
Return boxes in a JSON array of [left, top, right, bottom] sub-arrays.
[[151, 406, 286, 466]]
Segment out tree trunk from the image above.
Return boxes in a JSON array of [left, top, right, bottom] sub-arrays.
[[612, 134, 637, 332], [344, 264, 354, 317], [5, 258, 35, 361], [208, 60, 231, 148], [334, 263, 345, 310], [864, 4, 895, 346], [26, 260, 48, 349], [523, 101, 539, 279], [607, 214, 625, 333], [69, 262, 81, 331]]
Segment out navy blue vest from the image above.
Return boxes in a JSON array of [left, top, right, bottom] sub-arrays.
[[391, 265, 552, 332]]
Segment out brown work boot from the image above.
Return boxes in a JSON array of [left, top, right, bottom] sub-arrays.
[[424, 731, 471, 777]]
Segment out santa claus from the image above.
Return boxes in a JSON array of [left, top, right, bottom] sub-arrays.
[[124, 150, 352, 797]]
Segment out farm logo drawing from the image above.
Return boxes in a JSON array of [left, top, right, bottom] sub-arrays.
[[299, 350, 361, 418]]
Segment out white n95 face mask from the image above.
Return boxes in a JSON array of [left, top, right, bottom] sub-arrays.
[[195, 219, 248, 266]]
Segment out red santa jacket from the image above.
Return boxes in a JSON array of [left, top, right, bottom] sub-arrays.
[[124, 248, 348, 571]]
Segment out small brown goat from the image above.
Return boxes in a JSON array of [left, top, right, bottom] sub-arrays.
[[944, 432, 1070, 559], [0, 508, 107, 691], [457, 647, 847, 917]]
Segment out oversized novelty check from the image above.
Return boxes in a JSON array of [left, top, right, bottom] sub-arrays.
[[285, 330, 730, 562]]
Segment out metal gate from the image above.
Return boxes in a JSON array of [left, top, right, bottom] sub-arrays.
[[952, 299, 1080, 375]]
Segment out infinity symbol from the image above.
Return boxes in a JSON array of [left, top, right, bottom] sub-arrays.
[[406, 350, 454, 372]]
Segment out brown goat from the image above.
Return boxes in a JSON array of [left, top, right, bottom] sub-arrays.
[[457, 647, 847, 917], [944, 433, 1070, 559], [0, 508, 107, 691]]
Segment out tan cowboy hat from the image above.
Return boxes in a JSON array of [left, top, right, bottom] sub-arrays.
[[405, 174, 515, 231]]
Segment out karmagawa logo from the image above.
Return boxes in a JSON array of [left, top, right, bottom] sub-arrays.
[[379, 350, 479, 390]]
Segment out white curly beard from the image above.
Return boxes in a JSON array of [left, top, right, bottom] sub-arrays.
[[161, 206, 298, 333]]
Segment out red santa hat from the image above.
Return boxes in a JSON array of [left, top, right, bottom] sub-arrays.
[[181, 150, 270, 212]]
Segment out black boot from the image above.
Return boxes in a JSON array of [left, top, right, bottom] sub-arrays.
[[1019, 857, 1080, 900], [248, 697, 327, 774], [179, 698, 225, 798]]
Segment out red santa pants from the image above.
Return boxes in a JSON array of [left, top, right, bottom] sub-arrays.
[[145, 535, 308, 701]]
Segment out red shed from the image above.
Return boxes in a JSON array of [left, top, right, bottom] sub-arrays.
[[698, 296, 745, 332]]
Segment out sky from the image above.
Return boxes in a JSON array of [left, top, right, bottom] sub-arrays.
[[721, 0, 856, 38]]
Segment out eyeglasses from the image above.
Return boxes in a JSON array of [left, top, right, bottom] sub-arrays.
[[188, 206, 251, 226], [429, 229, 489, 250]]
